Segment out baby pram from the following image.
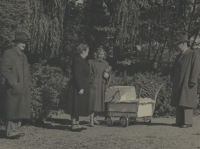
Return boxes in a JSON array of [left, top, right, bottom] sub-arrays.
[[104, 84, 163, 127]]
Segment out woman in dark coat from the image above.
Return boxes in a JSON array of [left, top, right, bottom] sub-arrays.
[[89, 47, 111, 126], [66, 44, 90, 131]]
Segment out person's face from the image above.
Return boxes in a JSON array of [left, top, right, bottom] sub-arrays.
[[82, 48, 89, 59], [98, 51, 105, 59], [175, 43, 187, 52], [17, 43, 26, 51]]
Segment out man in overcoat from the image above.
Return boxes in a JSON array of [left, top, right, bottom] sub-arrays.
[[1, 32, 31, 138], [170, 35, 200, 128]]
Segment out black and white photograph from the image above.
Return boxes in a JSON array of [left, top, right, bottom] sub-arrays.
[[0, 0, 200, 148]]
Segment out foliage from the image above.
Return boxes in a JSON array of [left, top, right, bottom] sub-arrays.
[[28, 0, 67, 59], [194, 77, 200, 115], [0, 0, 31, 49], [30, 60, 69, 119], [0, 74, 5, 121], [103, 0, 200, 74], [111, 0, 140, 50], [61, 0, 85, 73], [83, 0, 111, 53]]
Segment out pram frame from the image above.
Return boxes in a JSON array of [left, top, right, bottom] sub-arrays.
[[105, 84, 164, 127]]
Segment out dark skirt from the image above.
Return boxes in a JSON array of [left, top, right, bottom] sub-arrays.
[[66, 78, 90, 117]]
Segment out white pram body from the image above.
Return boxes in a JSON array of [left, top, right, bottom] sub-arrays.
[[104, 85, 162, 127]]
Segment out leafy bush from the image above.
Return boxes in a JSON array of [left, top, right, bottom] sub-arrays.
[[194, 78, 200, 115], [0, 74, 5, 122], [30, 60, 69, 120]]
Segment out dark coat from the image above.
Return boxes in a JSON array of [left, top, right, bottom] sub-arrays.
[[66, 55, 90, 116], [89, 59, 109, 112], [170, 49, 200, 108], [0, 47, 31, 120]]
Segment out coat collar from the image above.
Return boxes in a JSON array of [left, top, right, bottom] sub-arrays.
[[177, 48, 191, 64], [75, 54, 84, 61], [13, 46, 24, 61], [182, 48, 190, 55], [74, 54, 89, 64], [13, 46, 22, 56]]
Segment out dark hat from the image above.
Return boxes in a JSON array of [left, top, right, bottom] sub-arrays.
[[13, 32, 29, 44], [173, 35, 191, 45]]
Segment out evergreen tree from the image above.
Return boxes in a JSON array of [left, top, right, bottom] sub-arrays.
[[0, 0, 31, 50]]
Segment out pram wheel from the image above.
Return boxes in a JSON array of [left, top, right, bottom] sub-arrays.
[[120, 116, 128, 127], [105, 116, 113, 127], [144, 116, 151, 124], [129, 117, 136, 125]]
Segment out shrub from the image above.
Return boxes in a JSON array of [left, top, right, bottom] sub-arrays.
[[0, 74, 5, 122], [194, 78, 200, 115], [30, 60, 69, 120]]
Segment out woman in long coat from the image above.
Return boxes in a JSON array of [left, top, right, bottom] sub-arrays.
[[89, 47, 110, 126], [66, 44, 90, 131]]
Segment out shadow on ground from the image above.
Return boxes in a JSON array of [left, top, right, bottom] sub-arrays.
[[31, 118, 90, 131], [99, 119, 171, 127], [0, 129, 5, 139]]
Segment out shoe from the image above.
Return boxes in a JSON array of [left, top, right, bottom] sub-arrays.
[[18, 133, 25, 137], [180, 124, 192, 128], [76, 124, 87, 130], [90, 120, 94, 127], [94, 119, 100, 125], [6, 134, 20, 139], [171, 123, 182, 127], [6, 132, 25, 139], [71, 125, 81, 132], [79, 127, 87, 130]]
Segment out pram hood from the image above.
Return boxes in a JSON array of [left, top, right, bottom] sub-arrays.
[[105, 86, 137, 103]]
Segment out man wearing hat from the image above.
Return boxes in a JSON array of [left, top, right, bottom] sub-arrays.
[[170, 35, 200, 128], [0, 32, 31, 139]]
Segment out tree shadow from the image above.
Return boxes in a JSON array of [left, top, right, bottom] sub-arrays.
[[39, 123, 72, 131], [133, 122, 171, 126], [99, 119, 171, 127], [46, 118, 71, 125], [31, 118, 90, 131], [0, 130, 5, 139]]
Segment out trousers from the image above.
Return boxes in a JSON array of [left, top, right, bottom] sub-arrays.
[[176, 106, 193, 125]]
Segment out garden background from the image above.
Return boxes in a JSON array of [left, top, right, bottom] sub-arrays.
[[0, 0, 200, 122]]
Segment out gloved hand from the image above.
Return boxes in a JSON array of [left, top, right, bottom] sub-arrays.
[[188, 82, 196, 88], [103, 72, 109, 79], [79, 89, 84, 95]]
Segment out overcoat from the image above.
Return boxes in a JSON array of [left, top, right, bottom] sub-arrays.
[[89, 59, 109, 112], [0, 47, 31, 120], [66, 55, 90, 117], [170, 49, 200, 108]]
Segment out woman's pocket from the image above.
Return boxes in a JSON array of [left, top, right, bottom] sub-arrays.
[[11, 83, 22, 95]]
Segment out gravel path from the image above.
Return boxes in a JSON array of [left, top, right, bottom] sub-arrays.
[[0, 115, 200, 149]]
